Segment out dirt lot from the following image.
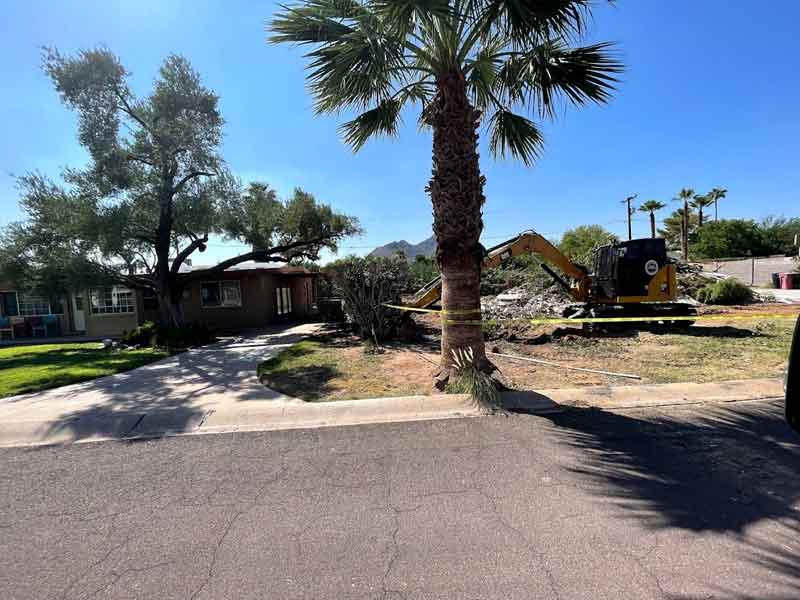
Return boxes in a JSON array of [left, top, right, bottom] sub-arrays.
[[259, 305, 798, 401]]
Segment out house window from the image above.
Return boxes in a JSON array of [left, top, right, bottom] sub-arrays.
[[201, 281, 242, 308], [18, 293, 61, 316], [90, 287, 135, 314], [142, 289, 159, 311], [275, 286, 292, 315]]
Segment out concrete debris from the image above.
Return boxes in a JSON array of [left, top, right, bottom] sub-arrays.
[[482, 284, 572, 320]]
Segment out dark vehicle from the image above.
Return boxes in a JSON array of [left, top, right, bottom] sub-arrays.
[[788, 315, 800, 433]]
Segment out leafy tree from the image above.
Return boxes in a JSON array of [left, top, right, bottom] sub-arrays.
[[759, 216, 800, 256], [659, 208, 698, 251], [692, 219, 770, 259], [408, 254, 439, 292], [691, 193, 714, 227], [559, 225, 618, 266], [637, 200, 666, 238], [708, 187, 728, 222], [1, 49, 359, 324], [270, 0, 622, 381]]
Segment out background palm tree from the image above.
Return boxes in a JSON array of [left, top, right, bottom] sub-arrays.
[[270, 1, 622, 383], [691, 193, 714, 227], [708, 187, 728, 221], [676, 187, 695, 260], [638, 200, 666, 238]]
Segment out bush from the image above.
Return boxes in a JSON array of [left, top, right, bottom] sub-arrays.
[[695, 278, 754, 305], [324, 255, 409, 342], [123, 321, 214, 349]]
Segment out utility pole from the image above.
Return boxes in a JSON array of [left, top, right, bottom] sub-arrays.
[[622, 194, 637, 241]]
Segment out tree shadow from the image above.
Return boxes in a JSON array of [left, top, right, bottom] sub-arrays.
[[31, 326, 321, 442], [516, 398, 800, 595], [258, 364, 341, 402]]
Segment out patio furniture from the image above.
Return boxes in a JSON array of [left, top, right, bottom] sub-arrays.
[[0, 317, 12, 341], [42, 315, 62, 337], [11, 317, 30, 339], [27, 316, 46, 337]]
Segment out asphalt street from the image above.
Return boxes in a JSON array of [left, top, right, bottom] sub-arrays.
[[1, 399, 799, 599]]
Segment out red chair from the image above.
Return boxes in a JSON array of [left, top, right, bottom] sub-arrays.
[[27, 317, 46, 337]]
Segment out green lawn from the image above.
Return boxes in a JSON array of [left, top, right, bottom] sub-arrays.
[[0, 343, 169, 398]]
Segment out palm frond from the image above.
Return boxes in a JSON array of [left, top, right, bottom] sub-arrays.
[[268, 1, 361, 45], [488, 109, 543, 165], [496, 40, 622, 118], [475, 0, 596, 45], [339, 98, 403, 150]]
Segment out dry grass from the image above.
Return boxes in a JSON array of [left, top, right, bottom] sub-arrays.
[[258, 315, 796, 400]]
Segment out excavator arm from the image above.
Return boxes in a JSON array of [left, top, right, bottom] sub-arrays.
[[406, 230, 592, 310]]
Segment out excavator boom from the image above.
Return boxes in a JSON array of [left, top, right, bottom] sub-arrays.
[[406, 231, 591, 310]]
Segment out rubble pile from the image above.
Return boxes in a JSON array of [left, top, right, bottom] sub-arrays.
[[482, 284, 572, 320]]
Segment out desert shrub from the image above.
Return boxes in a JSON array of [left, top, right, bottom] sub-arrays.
[[324, 255, 409, 342], [123, 321, 214, 349], [695, 278, 754, 305]]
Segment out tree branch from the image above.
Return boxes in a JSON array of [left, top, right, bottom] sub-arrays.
[[189, 239, 327, 275], [170, 235, 209, 276], [173, 170, 214, 194]]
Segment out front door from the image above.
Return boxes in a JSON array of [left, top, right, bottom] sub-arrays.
[[72, 292, 86, 332], [275, 284, 293, 321]]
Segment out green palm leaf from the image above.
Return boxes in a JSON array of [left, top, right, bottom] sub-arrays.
[[488, 109, 544, 165]]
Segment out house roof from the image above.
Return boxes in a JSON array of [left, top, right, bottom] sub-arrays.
[[179, 261, 316, 275]]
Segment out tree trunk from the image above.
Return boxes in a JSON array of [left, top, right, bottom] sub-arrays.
[[157, 275, 184, 327], [650, 212, 656, 238], [682, 201, 689, 261], [698, 208, 704, 227], [427, 69, 490, 386]]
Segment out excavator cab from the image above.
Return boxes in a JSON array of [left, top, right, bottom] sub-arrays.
[[592, 238, 670, 301]]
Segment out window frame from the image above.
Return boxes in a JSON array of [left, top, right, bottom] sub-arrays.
[[89, 286, 136, 316], [200, 280, 243, 309], [12, 292, 64, 317]]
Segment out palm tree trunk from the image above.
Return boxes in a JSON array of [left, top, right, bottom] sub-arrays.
[[682, 201, 689, 261], [714, 200, 718, 222], [698, 207, 704, 227], [427, 69, 490, 386], [649, 212, 656, 238]]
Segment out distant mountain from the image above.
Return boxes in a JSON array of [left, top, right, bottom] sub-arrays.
[[369, 235, 436, 259]]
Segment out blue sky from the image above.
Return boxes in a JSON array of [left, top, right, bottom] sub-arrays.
[[1, 0, 799, 265]]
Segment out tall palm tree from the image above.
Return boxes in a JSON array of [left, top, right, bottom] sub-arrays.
[[638, 200, 666, 238], [691, 193, 714, 227], [676, 187, 695, 260], [270, 1, 622, 382], [708, 187, 727, 221]]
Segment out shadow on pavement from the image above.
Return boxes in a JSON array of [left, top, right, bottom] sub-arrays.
[[41, 326, 317, 442], [527, 400, 800, 596]]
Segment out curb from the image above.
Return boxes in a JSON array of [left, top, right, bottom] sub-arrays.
[[0, 378, 785, 449]]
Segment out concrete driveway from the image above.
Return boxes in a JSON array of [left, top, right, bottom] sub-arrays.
[[0, 323, 323, 445]]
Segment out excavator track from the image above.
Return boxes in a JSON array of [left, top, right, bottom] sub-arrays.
[[564, 303, 698, 332]]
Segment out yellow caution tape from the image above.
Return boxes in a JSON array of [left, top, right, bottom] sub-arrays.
[[382, 303, 482, 316], [383, 303, 798, 326]]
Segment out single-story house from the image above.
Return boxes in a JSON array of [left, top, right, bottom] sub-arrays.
[[0, 262, 319, 340]]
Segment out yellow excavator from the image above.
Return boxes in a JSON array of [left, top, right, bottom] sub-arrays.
[[407, 230, 696, 323]]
